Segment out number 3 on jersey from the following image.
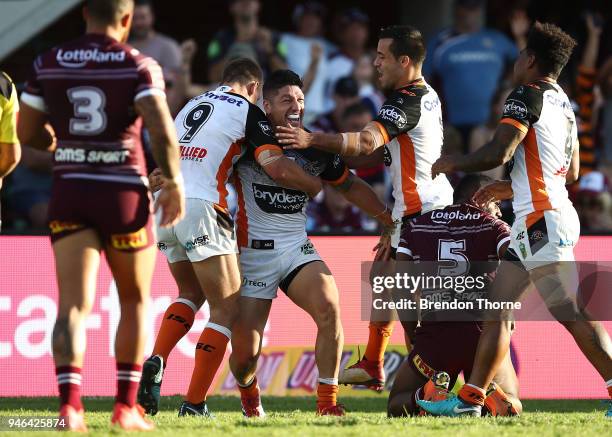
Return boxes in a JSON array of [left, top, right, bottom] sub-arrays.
[[180, 102, 214, 143], [68, 86, 107, 135]]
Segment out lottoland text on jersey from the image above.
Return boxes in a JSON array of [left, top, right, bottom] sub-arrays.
[[361, 261, 612, 322]]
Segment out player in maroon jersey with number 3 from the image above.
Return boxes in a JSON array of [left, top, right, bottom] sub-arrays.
[[18, 0, 184, 431]]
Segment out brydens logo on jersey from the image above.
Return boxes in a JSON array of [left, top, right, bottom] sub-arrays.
[[378, 104, 408, 129], [504, 99, 528, 120], [56, 48, 126, 68], [252, 183, 308, 214]]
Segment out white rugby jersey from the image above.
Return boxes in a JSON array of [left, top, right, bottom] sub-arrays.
[[176, 85, 276, 209], [372, 78, 453, 219], [234, 148, 349, 249], [499, 79, 577, 219]]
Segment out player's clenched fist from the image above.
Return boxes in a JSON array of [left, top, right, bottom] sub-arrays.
[[431, 155, 457, 179]]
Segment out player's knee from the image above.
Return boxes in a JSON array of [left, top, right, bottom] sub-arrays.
[[312, 298, 341, 331]]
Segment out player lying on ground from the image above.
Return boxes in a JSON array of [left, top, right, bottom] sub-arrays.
[[276, 25, 454, 390], [417, 22, 612, 418], [138, 60, 324, 418], [18, 0, 185, 431], [228, 70, 394, 417], [387, 174, 521, 417]]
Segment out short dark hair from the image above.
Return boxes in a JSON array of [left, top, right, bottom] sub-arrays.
[[221, 58, 263, 86], [526, 22, 577, 78], [342, 102, 371, 120], [86, 0, 134, 24], [263, 69, 303, 99], [453, 174, 493, 204], [378, 25, 426, 65], [134, 0, 152, 6]]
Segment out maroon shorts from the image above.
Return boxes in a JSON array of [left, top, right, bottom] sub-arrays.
[[407, 322, 482, 388], [48, 177, 154, 251]]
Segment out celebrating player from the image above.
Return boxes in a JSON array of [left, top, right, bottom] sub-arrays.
[[418, 22, 612, 418], [229, 69, 394, 417], [17, 0, 184, 431], [387, 175, 521, 417], [276, 25, 453, 389], [138, 60, 323, 417]]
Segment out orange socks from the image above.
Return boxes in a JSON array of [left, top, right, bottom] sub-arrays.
[[364, 322, 394, 362], [185, 324, 231, 404], [153, 299, 197, 361], [458, 384, 486, 406], [316, 381, 339, 409]]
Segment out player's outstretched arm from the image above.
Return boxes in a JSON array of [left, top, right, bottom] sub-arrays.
[[257, 148, 322, 198], [431, 123, 525, 178], [276, 124, 381, 157], [135, 94, 184, 227], [17, 103, 55, 152], [332, 173, 394, 228]]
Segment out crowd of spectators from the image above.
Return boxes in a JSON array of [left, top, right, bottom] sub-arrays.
[[2, 0, 612, 234]]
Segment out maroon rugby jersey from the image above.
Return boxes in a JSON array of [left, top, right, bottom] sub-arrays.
[[21, 33, 165, 185], [398, 203, 510, 262], [397, 203, 511, 321]]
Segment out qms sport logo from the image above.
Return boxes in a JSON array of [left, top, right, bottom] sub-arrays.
[[378, 105, 408, 129], [252, 183, 308, 214]]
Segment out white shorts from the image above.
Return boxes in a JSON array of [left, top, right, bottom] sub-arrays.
[[156, 198, 238, 263], [239, 238, 322, 300], [507, 206, 580, 271]]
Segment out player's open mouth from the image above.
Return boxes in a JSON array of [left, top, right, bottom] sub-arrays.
[[287, 113, 301, 127]]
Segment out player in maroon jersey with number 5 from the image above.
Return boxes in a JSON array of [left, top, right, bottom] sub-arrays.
[[18, 0, 184, 431]]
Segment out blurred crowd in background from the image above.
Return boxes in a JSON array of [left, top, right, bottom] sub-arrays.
[[2, 0, 612, 234]]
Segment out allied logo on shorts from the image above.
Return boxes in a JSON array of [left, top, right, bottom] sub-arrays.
[[258, 120, 274, 137], [378, 105, 408, 129], [111, 228, 148, 250], [184, 235, 210, 251], [56, 48, 126, 68], [300, 241, 315, 255], [252, 183, 308, 214], [503, 99, 528, 120], [242, 276, 267, 288]]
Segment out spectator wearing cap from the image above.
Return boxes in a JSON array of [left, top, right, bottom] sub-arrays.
[[423, 0, 519, 146], [281, 2, 333, 124], [206, 0, 287, 83], [324, 8, 369, 112], [129, 0, 184, 114], [575, 171, 612, 232], [309, 76, 360, 133]]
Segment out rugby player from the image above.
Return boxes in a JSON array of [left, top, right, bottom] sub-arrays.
[[276, 25, 453, 389], [387, 174, 521, 417], [229, 69, 394, 417], [418, 22, 612, 418], [17, 0, 184, 431], [138, 60, 324, 417], [0, 70, 21, 231]]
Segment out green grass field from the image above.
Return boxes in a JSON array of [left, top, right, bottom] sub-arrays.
[[0, 396, 608, 436]]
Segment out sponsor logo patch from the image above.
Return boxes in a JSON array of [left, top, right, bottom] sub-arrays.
[[504, 99, 528, 120], [300, 241, 315, 255], [56, 48, 126, 68], [184, 235, 210, 251], [242, 276, 267, 288], [258, 120, 274, 137], [252, 183, 308, 214], [111, 228, 148, 250], [412, 353, 435, 379], [378, 105, 408, 129], [431, 210, 481, 223], [49, 220, 84, 234]]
